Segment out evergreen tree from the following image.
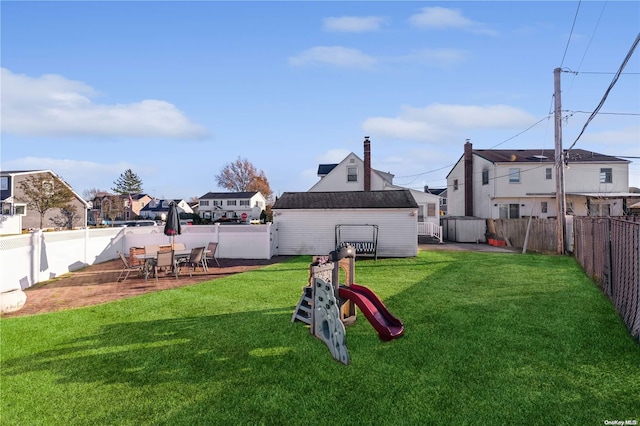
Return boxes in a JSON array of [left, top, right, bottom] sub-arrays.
[[111, 169, 143, 195]]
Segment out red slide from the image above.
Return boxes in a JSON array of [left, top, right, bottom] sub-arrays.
[[338, 284, 404, 341]]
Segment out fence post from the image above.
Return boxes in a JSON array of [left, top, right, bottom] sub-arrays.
[[605, 219, 612, 296]]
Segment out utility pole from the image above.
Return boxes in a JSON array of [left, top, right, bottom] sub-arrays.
[[554, 67, 566, 255]]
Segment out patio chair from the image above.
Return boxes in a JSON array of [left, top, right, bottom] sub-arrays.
[[145, 245, 160, 255], [117, 251, 144, 282], [154, 249, 178, 282], [206, 242, 220, 267], [179, 246, 206, 277]]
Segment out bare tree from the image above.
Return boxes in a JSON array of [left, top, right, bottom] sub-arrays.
[[215, 157, 274, 204]]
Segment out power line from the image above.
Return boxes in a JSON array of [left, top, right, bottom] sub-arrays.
[[394, 115, 553, 186], [560, 0, 582, 68], [567, 33, 640, 152]]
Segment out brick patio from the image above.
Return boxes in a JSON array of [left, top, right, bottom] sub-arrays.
[[2, 256, 292, 318]]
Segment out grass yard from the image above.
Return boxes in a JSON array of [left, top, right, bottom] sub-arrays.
[[1, 251, 639, 425]]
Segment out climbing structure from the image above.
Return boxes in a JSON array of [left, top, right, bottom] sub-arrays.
[[291, 245, 404, 365]]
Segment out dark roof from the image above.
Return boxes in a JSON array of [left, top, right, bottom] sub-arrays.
[[272, 190, 418, 210], [474, 148, 628, 164], [425, 188, 446, 196], [199, 191, 258, 199], [317, 164, 338, 175]]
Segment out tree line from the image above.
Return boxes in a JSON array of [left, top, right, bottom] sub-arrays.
[[17, 158, 274, 229]]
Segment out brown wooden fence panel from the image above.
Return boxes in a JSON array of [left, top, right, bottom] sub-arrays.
[[493, 218, 557, 254]]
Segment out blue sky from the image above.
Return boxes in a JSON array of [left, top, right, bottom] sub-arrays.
[[2, 1, 639, 200]]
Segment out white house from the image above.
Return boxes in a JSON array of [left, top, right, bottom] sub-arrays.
[[139, 199, 193, 220], [197, 191, 266, 222], [309, 137, 442, 238], [447, 141, 637, 219], [272, 190, 418, 258]]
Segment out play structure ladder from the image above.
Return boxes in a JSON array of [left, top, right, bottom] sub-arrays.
[[291, 285, 313, 325]]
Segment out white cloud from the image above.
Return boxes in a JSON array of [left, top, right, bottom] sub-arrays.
[[288, 46, 377, 69], [0, 68, 209, 139], [409, 6, 498, 36], [362, 103, 536, 143], [317, 149, 352, 163], [392, 48, 468, 67], [323, 16, 387, 33]]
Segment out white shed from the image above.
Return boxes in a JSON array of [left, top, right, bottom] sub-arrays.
[[272, 190, 418, 258]]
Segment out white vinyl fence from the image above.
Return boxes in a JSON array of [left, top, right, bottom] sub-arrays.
[[0, 224, 276, 291]]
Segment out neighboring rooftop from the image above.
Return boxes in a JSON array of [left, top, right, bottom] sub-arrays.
[[473, 148, 629, 164], [272, 190, 418, 210]]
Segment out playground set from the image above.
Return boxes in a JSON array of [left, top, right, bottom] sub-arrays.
[[291, 245, 404, 365]]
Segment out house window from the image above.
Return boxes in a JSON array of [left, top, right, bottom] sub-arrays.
[[227, 200, 237, 206], [42, 180, 54, 196], [541, 201, 548, 213], [240, 200, 250, 206], [545, 168, 552, 180], [427, 203, 436, 217], [600, 168, 612, 184], [453, 179, 459, 191], [498, 203, 520, 219], [200, 200, 210, 207], [509, 168, 520, 184], [347, 166, 358, 182], [14, 204, 26, 216], [0, 177, 7, 191], [482, 170, 489, 185], [213, 200, 222, 206]]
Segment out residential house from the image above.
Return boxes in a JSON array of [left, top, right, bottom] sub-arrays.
[[447, 140, 637, 219], [308, 137, 442, 237], [90, 192, 152, 224], [197, 192, 266, 222], [0, 170, 88, 231], [424, 186, 448, 216], [272, 190, 418, 257], [139, 199, 193, 220]]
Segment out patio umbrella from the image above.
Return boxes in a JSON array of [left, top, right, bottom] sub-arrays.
[[164, 201, 182, 247]]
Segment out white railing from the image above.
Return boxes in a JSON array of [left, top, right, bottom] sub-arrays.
[[0, 224, 276, 292], [417, 222, 443, 243]]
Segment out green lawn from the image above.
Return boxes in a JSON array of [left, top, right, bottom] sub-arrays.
[[2, 251, 639, 425]]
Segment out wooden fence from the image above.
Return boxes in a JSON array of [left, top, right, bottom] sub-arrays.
[[492, 218, 559, 254], [573, 216, 640, 342]]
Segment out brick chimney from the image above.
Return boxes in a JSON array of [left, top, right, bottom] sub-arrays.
[[364, 136, 371, 191], [464, 139, 473, 216]]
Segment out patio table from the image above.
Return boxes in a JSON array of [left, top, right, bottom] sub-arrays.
[[135, 249, 209, 280]]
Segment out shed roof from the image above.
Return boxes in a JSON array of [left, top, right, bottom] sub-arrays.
[[273, 190, 418, 210]]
